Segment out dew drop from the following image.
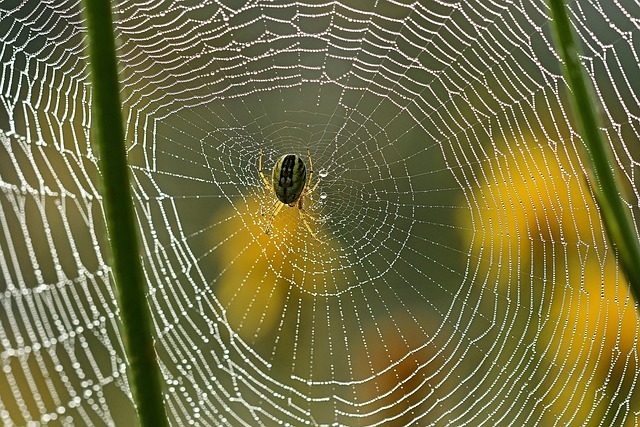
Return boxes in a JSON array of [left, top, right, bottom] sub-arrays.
[[319, 169, 328, 178]]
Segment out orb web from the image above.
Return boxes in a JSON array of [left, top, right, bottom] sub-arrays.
[[1, 0, 640, 425]]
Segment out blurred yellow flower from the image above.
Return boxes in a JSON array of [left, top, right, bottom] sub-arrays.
[[210, 193, 342, 343], [461, 139, 640, 423], [353, 310, 455, 426], [462, 142, 595, 276]]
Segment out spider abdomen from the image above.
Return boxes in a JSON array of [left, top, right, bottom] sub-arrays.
[[272, 154, 307, 205]]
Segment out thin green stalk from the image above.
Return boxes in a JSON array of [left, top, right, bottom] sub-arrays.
[[82, 1, 169, 425], [549, 0, 640, 306]]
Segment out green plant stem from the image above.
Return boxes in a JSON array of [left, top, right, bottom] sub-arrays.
[[82, 1, 169, 425], [549, 0, 640, 306]]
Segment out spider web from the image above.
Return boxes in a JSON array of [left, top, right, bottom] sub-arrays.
[[1, 0, 640, 425]]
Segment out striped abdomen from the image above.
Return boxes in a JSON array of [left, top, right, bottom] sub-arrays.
[[272, 154, 307, 205]]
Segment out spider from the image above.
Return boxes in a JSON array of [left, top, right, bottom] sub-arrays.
[[258, 148, 324, 242]]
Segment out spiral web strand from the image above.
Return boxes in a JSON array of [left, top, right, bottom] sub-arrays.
[[1, 0, 640, 425]]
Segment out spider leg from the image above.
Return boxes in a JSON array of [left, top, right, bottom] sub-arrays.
[[299, 208, 325, 243], [297, 198, 327, 222], [301, 211, 327, 223], [301, 148, 322, 199], [262, 201, 285, 235], [303, 149, 314, 194], [258, 148, 272, 189], [304, 179, 321, 197], [268, 200, 285, 219], [261, 199, 280, 217]]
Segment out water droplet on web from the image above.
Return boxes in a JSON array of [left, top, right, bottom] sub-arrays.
[[320, 193, 327, 200], [319, 169, 328, 178]]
